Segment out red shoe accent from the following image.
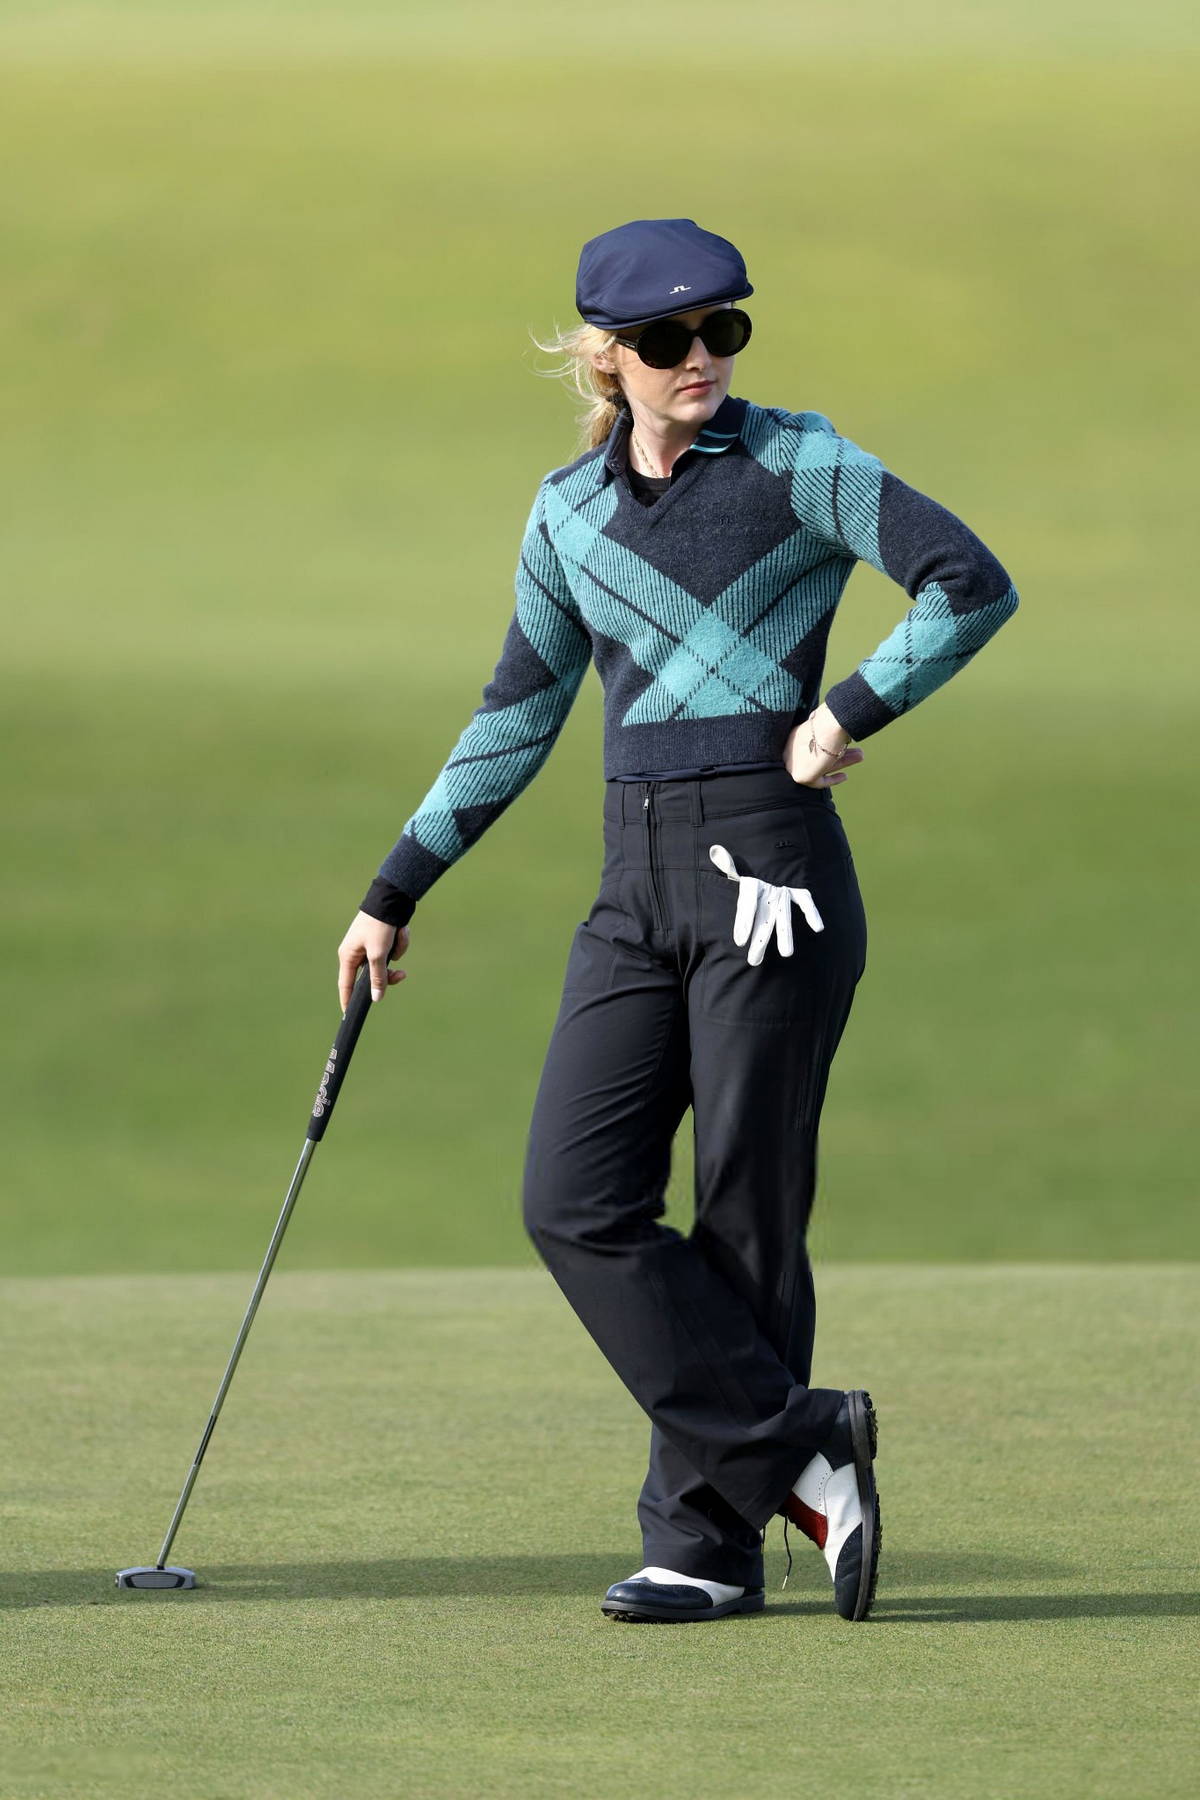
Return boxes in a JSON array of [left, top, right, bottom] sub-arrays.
[[784, 1492, 828, 1549]]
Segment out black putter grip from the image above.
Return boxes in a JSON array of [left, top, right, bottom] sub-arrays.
[[307, 966, 375, 1142]]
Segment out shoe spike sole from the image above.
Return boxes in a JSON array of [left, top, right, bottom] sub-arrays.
[[601, 1590, 766, 1624], [846, 1388, 880, 1622]]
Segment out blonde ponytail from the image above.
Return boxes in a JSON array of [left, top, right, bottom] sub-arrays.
[[531, 321, 626, 451]]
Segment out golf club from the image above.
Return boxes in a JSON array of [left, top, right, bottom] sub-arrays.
[[116, 962, 378, 1590]]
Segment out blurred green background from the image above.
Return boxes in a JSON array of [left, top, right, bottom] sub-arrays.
[[2, 1, 1196, 1273]]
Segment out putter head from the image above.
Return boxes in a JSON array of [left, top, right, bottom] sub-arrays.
[[115, 1565, 196, 1589]]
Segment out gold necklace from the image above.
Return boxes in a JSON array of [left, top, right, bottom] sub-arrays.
[[632, 426, 667, 480]]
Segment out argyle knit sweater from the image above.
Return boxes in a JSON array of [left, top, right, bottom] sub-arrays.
[[363, 393, 1018, 928]]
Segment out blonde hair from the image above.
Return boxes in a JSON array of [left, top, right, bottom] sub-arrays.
[[531, 321, 626, 451]]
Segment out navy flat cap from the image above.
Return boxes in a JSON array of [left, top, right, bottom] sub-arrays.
[[576, 218, 753, 330]]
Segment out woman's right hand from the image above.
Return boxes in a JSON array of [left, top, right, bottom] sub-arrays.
[[337, 912, 410, 1010]]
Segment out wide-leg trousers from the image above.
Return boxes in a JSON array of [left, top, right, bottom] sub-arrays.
[[522, 763, 869, 1587]]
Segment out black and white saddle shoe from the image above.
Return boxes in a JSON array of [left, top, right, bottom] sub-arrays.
[[600, 1567, 765, 1624], [783, 1389, 880, 1622]]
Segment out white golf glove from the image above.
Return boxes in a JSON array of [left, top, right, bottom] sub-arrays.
[[708, 843, 824, 966]]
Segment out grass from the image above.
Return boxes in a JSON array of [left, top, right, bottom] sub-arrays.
[[2, 7, 1194, 1795], [1, 1264, 1197, 1798], [1, 1, 1197, 58], [1, 17, 1196, 1271]]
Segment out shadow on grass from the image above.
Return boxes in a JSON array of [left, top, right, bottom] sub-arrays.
[[3, 1552, 1197, 1621], [867, 1592, 1200, 1624], [2, 1554, 626, 1608], [878, 1550, 1078, 1585]]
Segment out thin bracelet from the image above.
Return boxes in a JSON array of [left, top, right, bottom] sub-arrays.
[[807, 712, 852, 760]]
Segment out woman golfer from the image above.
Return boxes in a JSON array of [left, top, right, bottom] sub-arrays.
[[337, 219, 1019, 1624]]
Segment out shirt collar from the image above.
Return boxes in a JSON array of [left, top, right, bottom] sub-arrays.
[[601, 393, 747, 483]]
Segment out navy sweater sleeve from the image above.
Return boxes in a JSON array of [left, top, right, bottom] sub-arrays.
[[361, 480, 592, 927], [785, 413, 1019, 740]]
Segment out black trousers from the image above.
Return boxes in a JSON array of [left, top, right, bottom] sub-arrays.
[[522, 764, 869, 1587]]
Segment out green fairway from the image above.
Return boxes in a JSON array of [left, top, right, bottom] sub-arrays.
[[1, 4, 1197, 1268], [3, 8, 1195, 1796], [1, 1265, 1196, 1798]]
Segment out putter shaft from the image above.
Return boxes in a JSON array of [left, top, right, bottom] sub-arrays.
[[124, 966, 376, 1585], [155, 1137, 319, 1569]]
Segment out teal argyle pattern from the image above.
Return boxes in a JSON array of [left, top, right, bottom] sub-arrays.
[[377, 396, 1018, 909], [541, 479, 833, 725]]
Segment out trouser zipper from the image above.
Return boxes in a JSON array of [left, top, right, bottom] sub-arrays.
[[643, 785, 666, 934]]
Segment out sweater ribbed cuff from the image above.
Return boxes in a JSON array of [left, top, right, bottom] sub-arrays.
[[359, 876, 417, 930], [822, 672, 900, 742]]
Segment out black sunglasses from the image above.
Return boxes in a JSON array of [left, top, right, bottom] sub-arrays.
[[612, 307, 753, 370]]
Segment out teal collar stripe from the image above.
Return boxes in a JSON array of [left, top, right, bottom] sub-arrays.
[[601, 395, 747, 481]]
